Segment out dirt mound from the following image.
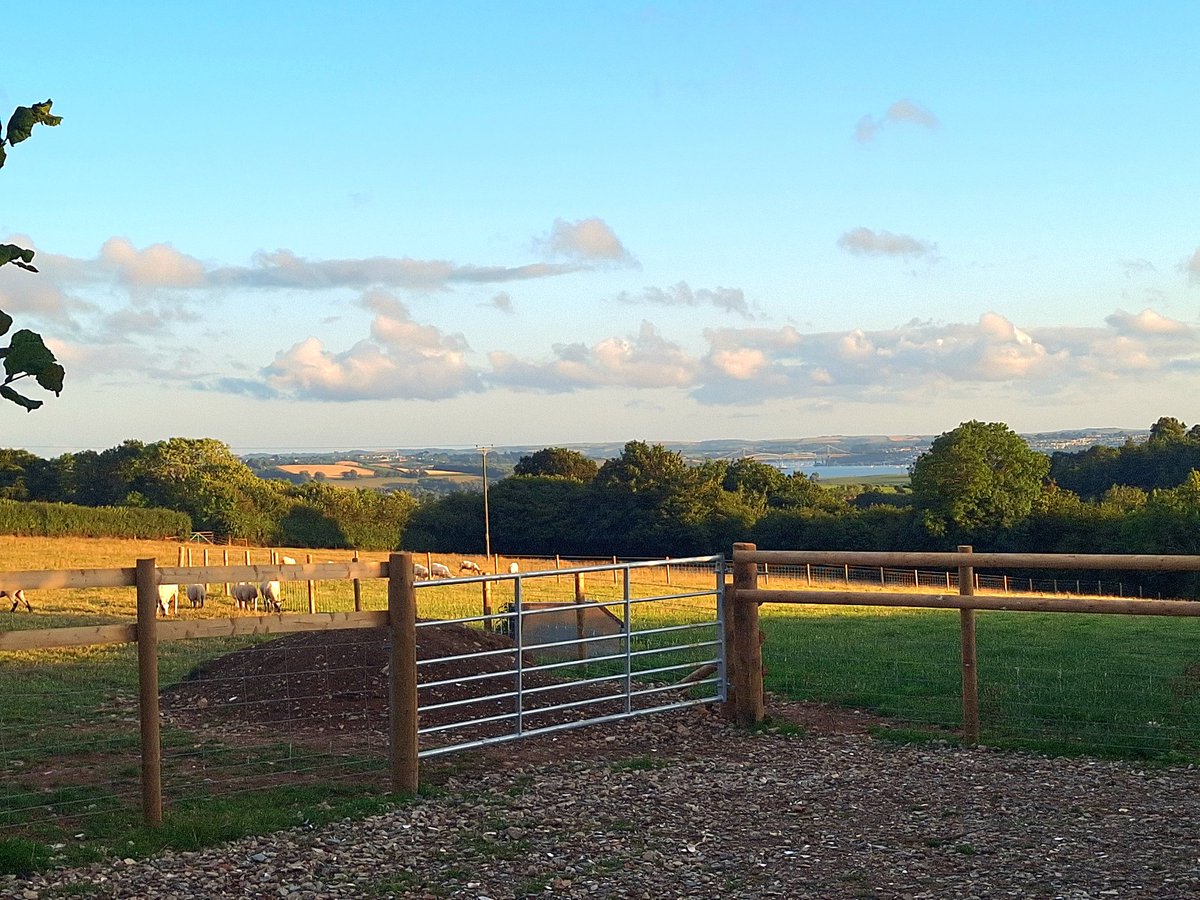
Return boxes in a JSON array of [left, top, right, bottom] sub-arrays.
[[161, 622, 644, 749]]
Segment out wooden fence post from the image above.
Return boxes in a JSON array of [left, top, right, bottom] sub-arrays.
[[482, 579, 493, 631], [730, 542, 765, 725], [135, 558, 163, 827], [352, 550, 362, 612], [665, 557, 672, 586], [958, 545, 980, 744], [612, 555, 618, 584], [575, 572, 587, 662], [388, 552, 419, 794], [222, 548, 230, 596], [306, 552, 316, 613]]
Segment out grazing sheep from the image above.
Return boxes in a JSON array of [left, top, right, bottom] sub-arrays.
[[413, 563, 430, 580], [281, 555, 297, 565], [231, 581, 258, 611], [431, 562, 452, 578], [260, 580, 282, 613], [157, 584, 179, 617], [459, 560, 483, 575], [185, 584, 206, 609], [508, 562, 520, 574], [1, 589, 30, 612]]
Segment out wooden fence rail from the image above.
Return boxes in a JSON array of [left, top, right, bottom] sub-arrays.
[[727, 543, 1200, 740], [1, 553, 418, 827]]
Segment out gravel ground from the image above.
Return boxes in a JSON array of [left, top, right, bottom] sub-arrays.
[[7, 702, 1200, 899]]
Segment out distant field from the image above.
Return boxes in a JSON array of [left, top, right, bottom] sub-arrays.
[[819, 473, 910, 486], [274, 463, 376, 478]]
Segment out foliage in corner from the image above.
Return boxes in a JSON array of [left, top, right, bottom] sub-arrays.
[[0, 99, 65, 411]]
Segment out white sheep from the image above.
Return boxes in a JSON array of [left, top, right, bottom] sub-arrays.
[[413, 563, 430, 580], [186, 584, 206, 609], [281, 555, 297, 565], [508, 562, 520, 574], [459, 560, 483, 575], [260, 580, 282, 613], [231, 581, 258, 611], [1, 589, 30, 612], [431, 562, 452, 578], [157, 584, 179, 617]]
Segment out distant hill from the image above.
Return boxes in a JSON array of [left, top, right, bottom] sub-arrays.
[[241, 427, 1148, 483]]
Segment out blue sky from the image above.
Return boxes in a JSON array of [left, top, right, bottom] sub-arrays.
[[3, 2, 1199, 453]]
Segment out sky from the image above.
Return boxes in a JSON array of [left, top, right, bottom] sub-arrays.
[[3, 1, 1199, 454]]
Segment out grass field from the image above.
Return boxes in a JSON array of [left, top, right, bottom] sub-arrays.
[[759, 597, 1200, 761], [3, 535, 1200, 874]]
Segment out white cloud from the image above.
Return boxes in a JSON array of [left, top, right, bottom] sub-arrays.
[[855, 99, 940, 143], [1104, 308, 1189, 336], [210, 249, 576, 291], [230, 291, 483, 401], [838, 227, 936, 259], [1187, 248, 1200, 282], [99, 237, 206, 288], [540, 217, 633, 263], [694, 311, 1200, 405], [489, 321, 697, 392], [615, 281, 751, 317]]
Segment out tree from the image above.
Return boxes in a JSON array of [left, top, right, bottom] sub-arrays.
[[0, 100, 64, 410], [910, 420, 1050, 538], [1148, 416, 1188, 446], [513, 447, 598, 482]]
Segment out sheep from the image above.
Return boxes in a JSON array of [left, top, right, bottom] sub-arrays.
[[459, 560, 483, 575], [157, 584, 179, 617], [413, 563, 430, 580], [1, 589, 30, 612], [231, 581, 259, 611], [185, 584, 206, 609], [508, 562, 520, 574], [431, 562, 452, 579], [260, 580, 282, 613], [281, 555, 297, 565]]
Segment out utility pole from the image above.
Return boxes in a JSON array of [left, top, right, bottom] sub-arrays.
[[477, 445, 493, 563]]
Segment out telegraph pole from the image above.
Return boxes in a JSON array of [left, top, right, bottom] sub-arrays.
[[477, 445, 493, 562]]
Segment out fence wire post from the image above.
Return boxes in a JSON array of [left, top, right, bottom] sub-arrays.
[[731, 542, 765, 725], [575, 572, 587, 662], [623, 566, 633, 714], [388, 552, 419, 794], [958, 545, 980, 745], [352, 550, 362, 612], [135, 558, 163, 827]]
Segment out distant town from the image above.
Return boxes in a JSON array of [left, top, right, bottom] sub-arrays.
[[240, 427, 1146, 495]]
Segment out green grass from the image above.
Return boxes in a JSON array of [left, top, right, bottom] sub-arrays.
[[762, 603, 1200, 760]]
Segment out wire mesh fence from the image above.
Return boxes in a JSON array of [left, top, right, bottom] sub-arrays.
[[762, 561, 1139, 598]]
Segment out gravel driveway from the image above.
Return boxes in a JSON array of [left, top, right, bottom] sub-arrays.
[[7, 703, 1199, 899]]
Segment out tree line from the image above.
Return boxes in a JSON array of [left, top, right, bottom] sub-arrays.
[[4, 417, 1200, 593], [0, 438, 417, 550]]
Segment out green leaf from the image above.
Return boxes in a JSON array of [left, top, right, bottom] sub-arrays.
[[0, 141, 6, 170], [3, 329, 58, 382], [0, 384, 42, 411], [0, 245, 36, 269], [0, 310, 11, 338], [5, 99, 62, 146], [35, 361, 65, 396]]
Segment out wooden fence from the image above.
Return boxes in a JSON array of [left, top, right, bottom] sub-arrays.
[[725, 542, 1200, 736], [0, 553, 419, 826]]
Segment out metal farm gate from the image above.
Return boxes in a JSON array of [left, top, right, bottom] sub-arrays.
[[412, 555, 727, 757]]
